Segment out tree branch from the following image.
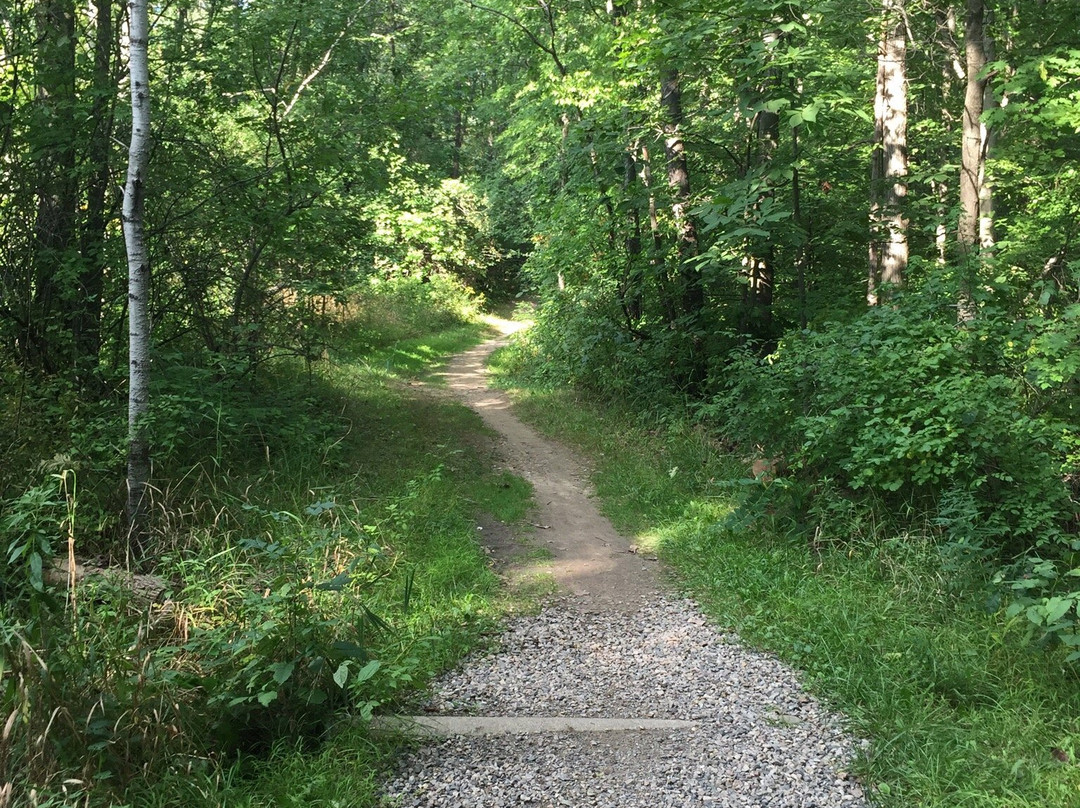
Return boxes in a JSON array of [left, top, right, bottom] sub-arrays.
[[458, 0, 567, 76], [283, 5, 370, 118]]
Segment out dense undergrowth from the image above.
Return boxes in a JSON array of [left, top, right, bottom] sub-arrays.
[[490, 338, 1080, 808], [0, 276, 530, 807], [505, 271, 1080, 649]]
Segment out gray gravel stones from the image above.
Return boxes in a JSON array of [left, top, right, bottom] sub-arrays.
[[380, 598, 869, 808]]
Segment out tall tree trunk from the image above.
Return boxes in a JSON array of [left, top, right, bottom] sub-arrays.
[[978, 5, 997, 250], [123, 0, 152, 556], [30, 0, 77, 372], [639, 144, 676, 323], [740, 23, 790, 337], [868, 0, 908, 305], [660, 66, 701, 320], [73, 0, 116, 374], [742, 100, 778, 336], [958, 0, 991, 319], [932, 5, 963, 265], [621, 143, 644, 326], [791, 111, 808, 331]]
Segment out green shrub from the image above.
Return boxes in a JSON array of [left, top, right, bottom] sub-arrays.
[[707, 288, 1071, 552], [503, 288, 707, 409]]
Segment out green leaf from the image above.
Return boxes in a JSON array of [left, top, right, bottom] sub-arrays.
[[257, 690, 278, 707], [333, 662, 350, 688], [29, 553, 43, 591], [331, 640, 368, 660], [1043, 596, 1073, 625], [353, 659, 381, 684], [304, 688, 328, 705], [270, 661, 295, 685], [1006, 601, 1029, 619], [316, 570, 352, 591]]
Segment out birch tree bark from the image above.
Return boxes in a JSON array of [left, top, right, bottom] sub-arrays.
[[123, 0, 152, 553], [868, 0, 908, 305]]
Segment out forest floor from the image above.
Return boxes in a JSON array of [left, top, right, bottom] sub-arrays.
[[376, 322, 869, 807]]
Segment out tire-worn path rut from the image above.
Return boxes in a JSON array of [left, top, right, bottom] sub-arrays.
[[379, 324, 870, 808]]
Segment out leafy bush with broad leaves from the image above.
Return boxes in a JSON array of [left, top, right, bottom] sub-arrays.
[[177, 498, 396, 754], [0, 469, 442, 804], [505, 283, 706, 409], [704, 280, 1080, 656], [705, 286, 1072, 553]]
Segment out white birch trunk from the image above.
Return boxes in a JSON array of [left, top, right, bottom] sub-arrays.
[[978, 5, 997, 250], [123, 0, 152, 553], [958, 0, 988, 320]]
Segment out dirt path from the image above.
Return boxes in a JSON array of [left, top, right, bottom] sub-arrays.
[[434, 321, 660, 612], [380, 328, 869, 807]]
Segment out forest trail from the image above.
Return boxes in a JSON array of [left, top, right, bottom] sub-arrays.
[[434, 318, 662, 611], [379, 324, 869, 807]]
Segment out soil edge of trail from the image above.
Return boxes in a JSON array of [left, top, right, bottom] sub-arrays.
[[433, 319, 662, 613]]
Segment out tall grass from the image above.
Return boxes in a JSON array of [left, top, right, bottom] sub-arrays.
[[0, 277, 530, 807], [489, 354, 1080, 808]]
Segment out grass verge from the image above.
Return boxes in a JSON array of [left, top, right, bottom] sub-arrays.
[[1, 283, 534, 807], [190, 329, 533, 807], [489, 348, 1080, 808]]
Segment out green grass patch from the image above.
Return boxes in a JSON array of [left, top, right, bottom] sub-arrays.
[[490, 349, 1080, 808], [465, 471, 534, 525], [2, 287, 531, 807], [360, 324, 491, 380]]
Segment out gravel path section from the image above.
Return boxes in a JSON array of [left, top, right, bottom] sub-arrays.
[[380, 599, 869, 807], [381, 328, 871, 807]]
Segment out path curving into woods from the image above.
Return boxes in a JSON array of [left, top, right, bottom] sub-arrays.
[[379, 322, 869, 808]]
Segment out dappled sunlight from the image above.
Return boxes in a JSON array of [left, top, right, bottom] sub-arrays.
[[633, 500, 734, 556], [480, 314, 532, 336], [471, 394, 512, 411]]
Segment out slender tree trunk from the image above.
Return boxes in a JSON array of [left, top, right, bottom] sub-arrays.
[[740, 24, 788, 337], [868, 0, 908, 305], [621, 143, 643, 326], [640, 145, 664, 255], [978, 5, 997, 250], [639, 143, 675, 322], [30, 0, 77, 372], [741, 102, 778, 335], [123, 0, 152, 556], [932, 5, 962, 265], [791, 115, 808, 330], [74, 0, 116, 374], [660, 67, 701, 319], [958, 0, 991, 319]]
